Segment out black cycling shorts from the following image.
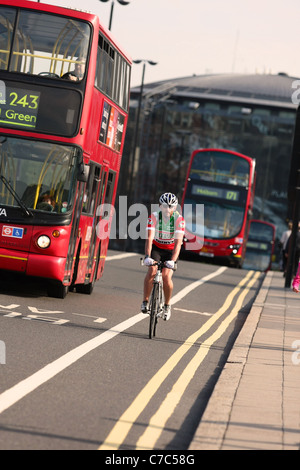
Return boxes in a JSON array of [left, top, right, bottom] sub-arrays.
[[151, 246, 176, 263]]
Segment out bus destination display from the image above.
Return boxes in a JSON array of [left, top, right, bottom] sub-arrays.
[[0, 81, 40, 129], [192, 184, 240, 202]]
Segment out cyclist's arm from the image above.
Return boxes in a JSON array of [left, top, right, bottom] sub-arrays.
[[145, 226, 155, 257], [145, 213, 156, 257], [171, 233, 184, 261], [171, 215, 185, 261]]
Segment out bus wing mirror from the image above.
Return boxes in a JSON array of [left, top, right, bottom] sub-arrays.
[[78, 163, 90, 182]]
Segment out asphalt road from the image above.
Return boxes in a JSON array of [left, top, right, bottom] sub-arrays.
[[0, 250, 263, 450]]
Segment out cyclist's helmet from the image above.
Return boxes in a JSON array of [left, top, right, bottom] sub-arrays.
[[159, 192, 178, 207]]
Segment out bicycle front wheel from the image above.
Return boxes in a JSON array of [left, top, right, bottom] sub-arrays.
[[149, 283, 159, 339]]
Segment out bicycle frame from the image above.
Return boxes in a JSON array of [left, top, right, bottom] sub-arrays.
[[141, 259, 169, 338], [147, 262, 163, 339], [141, 258, 176, 339]]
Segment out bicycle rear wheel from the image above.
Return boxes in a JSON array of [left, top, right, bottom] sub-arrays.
[[149, 283, 159, 339]]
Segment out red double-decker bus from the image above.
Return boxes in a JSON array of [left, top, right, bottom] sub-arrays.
[[182, 148, 256, 267], [0, 0, 131, 297]]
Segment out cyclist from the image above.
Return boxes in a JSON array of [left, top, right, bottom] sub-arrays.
[[141, 192, 185, 321]]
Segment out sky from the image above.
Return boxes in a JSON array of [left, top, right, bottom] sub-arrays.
[[37, 0, 300, 87]]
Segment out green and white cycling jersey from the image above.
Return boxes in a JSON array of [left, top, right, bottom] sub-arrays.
[[147, 210, 185, 250]]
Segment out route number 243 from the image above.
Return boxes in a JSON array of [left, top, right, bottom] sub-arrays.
[[9, 92, 39, 109]]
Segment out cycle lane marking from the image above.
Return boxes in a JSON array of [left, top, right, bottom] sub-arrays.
[[0, 266, 226, 416], [173, 308, 213, 316], [136, 271, 260, 450], [72, 313, 107, 323], [98, 269, 255, 450], [106, 252, 138, 261]]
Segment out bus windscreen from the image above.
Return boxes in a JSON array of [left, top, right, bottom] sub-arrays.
[[185, 150, 250, 239]]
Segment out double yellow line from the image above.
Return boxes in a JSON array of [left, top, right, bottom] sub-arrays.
[[99, 270, 260, 450]]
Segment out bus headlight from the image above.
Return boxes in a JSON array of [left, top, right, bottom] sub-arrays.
[[37, 235, 51, 249], [228, 244, 241, 255]]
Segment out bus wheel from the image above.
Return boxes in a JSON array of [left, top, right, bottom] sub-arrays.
[[233, 260, 242, 269], [76, 281, 94, 295], [47, 281, 69, 299]]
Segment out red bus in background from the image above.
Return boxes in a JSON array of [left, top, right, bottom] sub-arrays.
[[0, 0, 131, 297], [182, 148, 256, 268], [243, 220, 275, 272]]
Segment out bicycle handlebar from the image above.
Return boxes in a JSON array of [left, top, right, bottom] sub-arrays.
[[140, 258, 177, 271]]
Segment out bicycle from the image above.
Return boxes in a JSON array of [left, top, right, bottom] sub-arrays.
[[141, 259, 176, 339]]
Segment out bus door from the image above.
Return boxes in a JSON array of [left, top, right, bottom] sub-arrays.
[[87, 168, 116, 282], [97, 169, 116, 276], [64, 179, 86, 285], [85, 165, 108, 285]]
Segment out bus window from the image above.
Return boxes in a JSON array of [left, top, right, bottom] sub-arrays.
[[104, 171, 116, 205], [190, 151, 250, 186], [95, 35, 130, 111], [96, 35, 115, 97], [82, 164, 102, 215], [0, 7, 16, 70], [0, 6, 90, 79]]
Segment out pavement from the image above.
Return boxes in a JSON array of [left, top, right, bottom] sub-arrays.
[[189, 270, 300, 450]]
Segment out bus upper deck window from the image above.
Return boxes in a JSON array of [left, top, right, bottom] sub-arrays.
[[2, 8, 91, 79]]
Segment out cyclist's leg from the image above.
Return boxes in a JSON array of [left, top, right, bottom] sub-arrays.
[[142, 247, 160, 311], [161, 250, 176, 320], [160, 249, 174, 302], [143, 265, 157, 302], [162, 268, 174, 305]]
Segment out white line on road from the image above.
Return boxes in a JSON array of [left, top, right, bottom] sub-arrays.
[[173, 308, 213, 316], [0, 266, 227, 415], [106, 253, 138, 261], [72, 313, 107, 323]]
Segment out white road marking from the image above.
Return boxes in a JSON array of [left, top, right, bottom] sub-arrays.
[[28, 307, 64, 315], [23, 315, 69, 325], [0, 304, 20, 310], [106, 253, 137, 261], [93, 317, 107, 324], [3, 312, 22, 318], [72, 313, 107, 323], [173, 308, 213, 316]]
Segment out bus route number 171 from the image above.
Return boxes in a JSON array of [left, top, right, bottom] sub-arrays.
[[226, 190, 239, 201]]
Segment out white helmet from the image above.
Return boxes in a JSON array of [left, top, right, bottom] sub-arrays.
[[159, 192, 178, 207]]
